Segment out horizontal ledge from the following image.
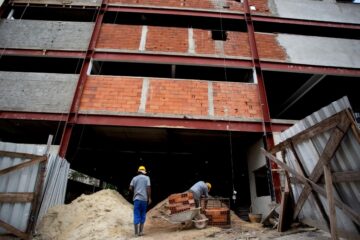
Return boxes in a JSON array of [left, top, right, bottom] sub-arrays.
[[0, 111, 292, 132], [0, 49, 86, 58]]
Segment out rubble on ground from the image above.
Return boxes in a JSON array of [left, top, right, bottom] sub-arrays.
[[33, 189, 331, 240]]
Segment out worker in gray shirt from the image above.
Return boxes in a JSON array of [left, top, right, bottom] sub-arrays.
[[129, 165, 152, 236], [188, 181, 211, 208]]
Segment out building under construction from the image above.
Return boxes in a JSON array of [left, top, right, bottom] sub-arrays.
[[0, 0, 360, 236]]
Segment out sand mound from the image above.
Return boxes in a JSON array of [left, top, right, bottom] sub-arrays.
[[34, 190, 247, 240], [34, 189, 134, 240]]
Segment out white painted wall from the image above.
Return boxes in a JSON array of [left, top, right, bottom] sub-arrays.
[[246, 138, 273, 218]]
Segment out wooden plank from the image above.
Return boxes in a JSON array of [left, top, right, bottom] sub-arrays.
[[0, 219, 29, 240], [344, 109, 360, 144], [262, 148, 360, 226], [295, 171, 360, 184], [292, 116, 351, 220], [270, 111, 342, 154], [0, 156, 47, 176], [278, 190, 289, 232], [0, 150, 42, 159], [332, 171, 360, 182], [0, 193, 34, 203], [323, 163, 338, 240], [26, 135, 52, 235], [290, 140, 333, 225]]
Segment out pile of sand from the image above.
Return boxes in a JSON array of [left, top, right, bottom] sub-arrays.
[[34, 190, 244, 240], [34, 189, 134, 240]]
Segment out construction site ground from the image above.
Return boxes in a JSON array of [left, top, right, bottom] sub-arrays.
[[28, 189, 331, 240]]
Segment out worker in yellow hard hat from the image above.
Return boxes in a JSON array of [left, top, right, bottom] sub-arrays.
[[129, 165, 152, 236], [188, 181, 211, 208]]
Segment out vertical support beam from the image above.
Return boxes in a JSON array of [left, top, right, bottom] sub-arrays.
[[59, 1, 108, 157], [243, 0, 281, 202], [0, 0, 9, 18], [26, 135, 52, 235], [324, 163, 338, 240]]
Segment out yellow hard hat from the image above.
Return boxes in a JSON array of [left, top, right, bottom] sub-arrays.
[[138, 166, 147, 174], [206, 182, 212, 191]]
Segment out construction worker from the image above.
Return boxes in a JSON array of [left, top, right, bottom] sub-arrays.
[[188, 181, 211, 208], [129, 165, 152, 237]]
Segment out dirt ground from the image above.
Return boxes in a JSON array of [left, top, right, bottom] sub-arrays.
[[30, 189, 331, 240]]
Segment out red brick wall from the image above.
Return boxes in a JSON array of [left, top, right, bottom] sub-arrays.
[[108, 0, 244, 12], [80, 76, 262, 120], [224, 32, 251, 57], [213, 82, 262, 118], [193, 29, 215, 55], [96, 25, 254, 58], [255, 33, 287, 61], [96, 24, 141, 50], [249, 0, 270, 14], [146, 26, 188, 53], [193, 29, 251, 57], [80, 76, 142, 113], [146, 79, 209, 116]]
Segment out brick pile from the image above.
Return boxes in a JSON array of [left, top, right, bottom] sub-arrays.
[[204, 207, 231, 226], [167, 192, 196, 214]]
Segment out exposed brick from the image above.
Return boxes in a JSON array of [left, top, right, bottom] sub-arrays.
[[80, 76, 263, 120], [146, 78, 208, 116], [212, 82, 262, 119], [146, 26, 188, 53], [108, 0, 244, 12], [96, 24, 142, 50], [79, 76, 142, 113], [193, 29, 215, 55], [249, 0, 270, 14], [255, 33, 287, 60], [194, 29, 251, 57], [224, 32, 251, 57]]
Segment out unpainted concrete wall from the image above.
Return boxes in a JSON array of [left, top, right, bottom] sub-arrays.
[[276, 34, 360, 68], [0, 20, 94, 51], [269, 0, 360, 25], [246, 138, 273, 217], [10, 0, 102, 6], [0, 72, 78, 113]]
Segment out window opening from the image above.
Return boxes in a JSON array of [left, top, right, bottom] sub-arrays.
[[253, 166, 271, 197], [212, 30, 228, 41]]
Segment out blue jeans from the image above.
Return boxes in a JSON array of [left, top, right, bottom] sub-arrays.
[[134, 200, 147, 224]]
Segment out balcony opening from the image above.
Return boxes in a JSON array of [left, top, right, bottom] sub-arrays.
[[1, 6, 98, 22], [254, 21, 360, 40], [0, 56, 83, 74], [103, 12, 247, 32], [91, 61, 253, 82]]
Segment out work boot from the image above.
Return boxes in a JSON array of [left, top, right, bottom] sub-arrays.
[[134, 224, 139, 236], [139, 223, 144, 236]]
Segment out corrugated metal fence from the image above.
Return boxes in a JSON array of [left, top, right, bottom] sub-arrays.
[[0, 140, 69, 239]]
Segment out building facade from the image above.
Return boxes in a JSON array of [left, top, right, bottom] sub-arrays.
[[0, 0, 359, 216]]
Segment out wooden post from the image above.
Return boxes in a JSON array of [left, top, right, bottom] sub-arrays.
[[323, 163, 338, 240]]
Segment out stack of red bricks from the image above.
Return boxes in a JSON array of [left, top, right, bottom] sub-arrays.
[[204, 207, 230, 226], [167, 192, 196, 214]]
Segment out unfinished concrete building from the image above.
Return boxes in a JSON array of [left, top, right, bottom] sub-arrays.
[[0, 0, 360, 227]]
